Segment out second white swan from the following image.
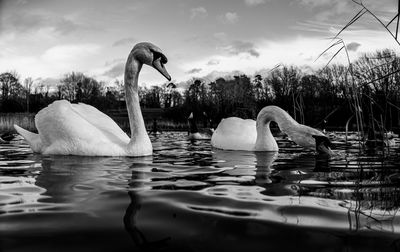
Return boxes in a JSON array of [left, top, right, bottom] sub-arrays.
[[211, 105, 332, 155]]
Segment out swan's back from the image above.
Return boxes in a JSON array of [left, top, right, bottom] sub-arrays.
[[70, 102, 129, 143], [211, 117, 257, 151], [35, 100, 130, 155]]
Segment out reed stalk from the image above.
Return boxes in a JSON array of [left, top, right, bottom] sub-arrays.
[[0, 113, 36, 133], [318, 0, 400, 152]]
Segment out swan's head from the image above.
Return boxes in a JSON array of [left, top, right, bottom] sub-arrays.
[[313, 135, 333, 156], [131, 42, 171, 81]]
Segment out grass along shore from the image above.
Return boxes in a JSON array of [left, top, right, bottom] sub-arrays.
[[0, 113, 36, 133], [1, 112, 391, 135]]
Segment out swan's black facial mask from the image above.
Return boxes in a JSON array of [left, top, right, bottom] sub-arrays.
[[151, 50, 171, 81], [313, 135, 334, 156]]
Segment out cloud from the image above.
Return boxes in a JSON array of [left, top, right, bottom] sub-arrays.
[[297, 0, 331, 7], [203, 70, 245, 82], [34, 77, 61, 90], [244, 0, 266, 6], [347, 42, 361, 52], [291, 20, 342, 34], [223, 40, 260, 57], [103, 62, 125, 78], [104, 58, 125, 67], [112, 37, 136, 47], [213, 32, 227, 41], [190, 7, 208, 19], [52, 18, 81, 35], [296, 0, 354, 22], [42, 44, 100, 63], [301, 0, 400, 30], [186, 68, 202, 74], [207, 59, 220, 65], [3, 11, 81, 35], [5, 13, 45, 32], [219, 12, 239, 24]]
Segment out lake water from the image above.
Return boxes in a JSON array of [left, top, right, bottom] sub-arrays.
[[1, 132, 400, 252]]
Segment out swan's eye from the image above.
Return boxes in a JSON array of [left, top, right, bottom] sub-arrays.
[[152, 50, 168, 64]]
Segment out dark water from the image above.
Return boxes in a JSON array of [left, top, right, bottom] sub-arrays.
[[1, 132, 400, 252]]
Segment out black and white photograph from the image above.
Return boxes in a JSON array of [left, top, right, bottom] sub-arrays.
[[1, 0, 400, 251]]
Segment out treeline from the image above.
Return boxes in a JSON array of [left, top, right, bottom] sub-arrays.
[[1, 49, 399, 130], [0, 71, 123, 113]]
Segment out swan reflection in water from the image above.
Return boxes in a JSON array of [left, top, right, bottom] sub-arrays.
[[3, 148, 400, 252], [124, 191, 173, 251]]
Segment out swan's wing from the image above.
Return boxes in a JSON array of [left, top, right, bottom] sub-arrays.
[[71, 102, 129, 141], [36, 100, 129, 149], [211, 117, 257, 151]]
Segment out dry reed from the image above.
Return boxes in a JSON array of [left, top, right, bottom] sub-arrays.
[[0, 113, 36, 133]]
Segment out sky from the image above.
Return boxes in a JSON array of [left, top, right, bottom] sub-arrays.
[[0, 0, 399, 88]]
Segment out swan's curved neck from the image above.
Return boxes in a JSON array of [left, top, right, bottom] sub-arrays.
[[124, 54, 147, 145], [254, 106, 299, 151]]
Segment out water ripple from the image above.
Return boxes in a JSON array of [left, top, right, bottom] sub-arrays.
[[1, 131, 400, 251]]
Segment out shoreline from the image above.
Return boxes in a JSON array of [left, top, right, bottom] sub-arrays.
[[1, 112, 397, 134]]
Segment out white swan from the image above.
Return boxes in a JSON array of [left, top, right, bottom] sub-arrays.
[[14, 42, 171, 156], [211, 105, 333, 155]]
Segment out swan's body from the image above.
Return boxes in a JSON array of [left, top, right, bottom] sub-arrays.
[[14, 101, 140, 155], [14, 42, 171, 156], [211, 117, 257, 149], [211, 105, 332, 154]]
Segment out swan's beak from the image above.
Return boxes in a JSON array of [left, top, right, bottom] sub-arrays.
[[317, 144, 334, 156], [313, 135, 334, 156], [152, 58, 171, 81]]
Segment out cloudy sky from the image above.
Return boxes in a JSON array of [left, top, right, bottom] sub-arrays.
[[0, 0, 399, 87]]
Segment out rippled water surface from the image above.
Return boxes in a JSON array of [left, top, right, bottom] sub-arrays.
[[1, 132, 400, 252]]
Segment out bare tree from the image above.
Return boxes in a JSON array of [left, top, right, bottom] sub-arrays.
[[0, 71, 23, 100]]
